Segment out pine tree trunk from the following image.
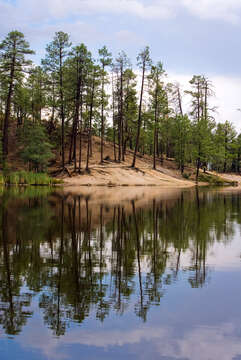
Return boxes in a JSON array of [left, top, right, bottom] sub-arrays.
[[121, 67, 124, 162], [100, 65, 105, 163], [59, 49, 65, 169], [3, 53, 15, 161], [132, 61, 145, 168], [153, 86, 158, 170], [78, 89, 83, 172], [86, 76, 95, 171]]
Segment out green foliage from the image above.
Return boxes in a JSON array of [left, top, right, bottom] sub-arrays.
[[182, 172, 191, 179], [0, 30, 34, 77], [3, 171, 52, 185], [1, 30, 241, 177], [0, 170, 63, 186], [18, 121, 54, 171], [0, 30, 35, 159], [212, 121, 237, 172], [198, 172, 236, 186]]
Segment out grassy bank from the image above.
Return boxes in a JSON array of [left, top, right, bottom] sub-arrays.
[[0, 171, 63, 186], [198, 172, 238, 186]]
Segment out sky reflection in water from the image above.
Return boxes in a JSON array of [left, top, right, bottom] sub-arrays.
[[0, 187, 241, 360]]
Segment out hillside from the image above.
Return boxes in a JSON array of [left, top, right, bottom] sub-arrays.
[[4, 122, 238, 188], [52, 135, 197, 188]]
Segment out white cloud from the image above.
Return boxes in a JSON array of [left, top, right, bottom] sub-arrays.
[[181, 0, 241, 23], [115, 30, 145, 47], [48, 0, 177, 19], [168, 73, 241, 132], [18, 319, 241, 360], [0, 0, 177, 26], [1, 0, 241, 25]]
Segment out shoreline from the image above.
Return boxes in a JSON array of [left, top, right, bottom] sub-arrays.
[[60, 164, 195, 188]]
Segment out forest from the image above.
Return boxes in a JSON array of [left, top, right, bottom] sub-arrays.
[[0, 30, 240, 181]]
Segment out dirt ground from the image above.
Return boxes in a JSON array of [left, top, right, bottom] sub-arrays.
[[57, 136, 195, 188]]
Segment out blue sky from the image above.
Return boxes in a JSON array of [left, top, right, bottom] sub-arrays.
[[1, 0, 241, 129]]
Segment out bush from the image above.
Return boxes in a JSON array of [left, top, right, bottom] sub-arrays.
[[198, 172, 236, 186], [17, 121, 54, 172], [182, 172, 191, 179]]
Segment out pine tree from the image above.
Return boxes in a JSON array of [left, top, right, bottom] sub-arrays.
[[186, 75, 215, 181], [0, 31, 34, 162], [42, 31, 71, 169], [66, 44, 91, 171], [114, 51, 130, 162], [18, 121, 54, 172], [27, 66, 48, 123], [132, 46, 152, 167], [173, 114, 191, 173], [148, 62, 165, 169], [85, 62, 101, 170], [122, 68, 138, 156], [213, 121, 236, 172], [98, 46, 112, 163]]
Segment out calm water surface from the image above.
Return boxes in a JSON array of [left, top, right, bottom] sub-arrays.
[[0, 187, 241, 360]]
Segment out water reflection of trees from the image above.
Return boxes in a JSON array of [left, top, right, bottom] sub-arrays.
[[0, 189, 240, 336]]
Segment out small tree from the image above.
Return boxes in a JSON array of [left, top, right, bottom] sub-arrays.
[[18, 122, 54, 172]]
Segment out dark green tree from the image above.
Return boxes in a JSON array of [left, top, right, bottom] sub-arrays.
[[0, 31, 34, 162], [18, 121, 54, 172], [42, 31, 71, 169], [98, 46, 112, 163], [148, 62, 165, 169], [132, 46, 152, 167]]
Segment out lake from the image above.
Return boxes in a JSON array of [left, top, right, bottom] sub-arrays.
[[0, 186, 241, 360]]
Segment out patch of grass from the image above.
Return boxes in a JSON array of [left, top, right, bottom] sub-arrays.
[[198, 172, 237, 186], [1, 171, 63, 186], [0, 175, 4, 185], [51, 178, 64, 185]]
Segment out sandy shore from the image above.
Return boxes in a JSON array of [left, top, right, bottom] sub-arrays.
[[62, 163, 194, 188], [218, 173, 241, 186], [56, 137, 240, 189]]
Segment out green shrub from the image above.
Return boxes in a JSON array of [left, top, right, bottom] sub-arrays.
[[1, 171, 60, 186], [182, 172, 191, 179], [198, 172, 236, 186], [17, 121, 54, 172]]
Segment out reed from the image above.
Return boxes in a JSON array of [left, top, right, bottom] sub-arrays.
[[0, 171, 63, 186]]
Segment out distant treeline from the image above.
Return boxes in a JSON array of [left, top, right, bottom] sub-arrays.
[[0, 30, 240, 177]]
